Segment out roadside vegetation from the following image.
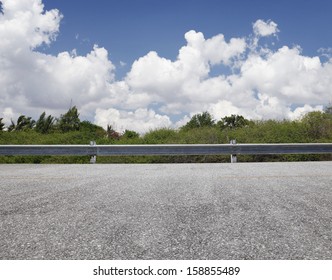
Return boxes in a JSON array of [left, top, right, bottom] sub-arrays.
[[1, 105, 332, 163]]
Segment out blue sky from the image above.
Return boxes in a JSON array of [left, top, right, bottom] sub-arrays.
[[1, 0, 332, 133], [42, 0, 332, 77], [43, 0, 331, 53]]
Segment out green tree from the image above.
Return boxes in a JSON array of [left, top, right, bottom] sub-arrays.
[[123, 129, 140, 139], [80, 121, 104, 132], [181, 111, 215, 130], [35, 112, 55, 134], [80, 120, 106, 139], [301, 111, 332, 140], [7, 115, 35, 131], [0, 118, 5, 131], [218, 114, 250, 130], [58, 106, 80, 132]]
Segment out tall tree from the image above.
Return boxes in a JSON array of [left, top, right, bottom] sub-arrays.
[[58, 106, 80, 132], [182, 111, 215, 130], [35, 112, 55, 134], [218, 114, 250, 130]]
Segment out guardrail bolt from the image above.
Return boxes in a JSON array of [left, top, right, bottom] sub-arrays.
[[90, 141, 97, 164], [230, 139, 237, 163]]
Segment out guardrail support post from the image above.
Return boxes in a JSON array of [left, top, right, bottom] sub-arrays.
[[90, 141, 97, 164], [230, 139, 237, 163]]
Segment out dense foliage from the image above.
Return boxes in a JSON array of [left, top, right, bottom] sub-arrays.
[[1, 107, 331, 163]]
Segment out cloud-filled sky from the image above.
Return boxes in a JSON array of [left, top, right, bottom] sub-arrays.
[[1, 0, 332, 133]]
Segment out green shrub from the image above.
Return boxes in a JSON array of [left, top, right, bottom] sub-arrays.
[[1, 110, 331, 163]]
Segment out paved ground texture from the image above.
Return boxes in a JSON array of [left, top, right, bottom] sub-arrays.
[[0, 162, 331, 260]]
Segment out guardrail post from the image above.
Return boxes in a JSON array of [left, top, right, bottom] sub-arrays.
[[230, 139, 237, 163], [90, 141, 97, 164]]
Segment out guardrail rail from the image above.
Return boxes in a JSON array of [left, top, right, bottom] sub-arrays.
[[1, 142, 332, 163]]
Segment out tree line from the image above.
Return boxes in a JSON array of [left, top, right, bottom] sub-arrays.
[[0, 106, 80, 134], [0, 106, 140, 140], [1, 105, 332, 140], [0, 106, 257, 137], [0, 105, 331, 163]]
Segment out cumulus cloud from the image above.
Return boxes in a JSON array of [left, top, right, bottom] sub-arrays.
[[253, 19, 279, 37], [123, 30, 246, 116], [0, 1, 331, 134], [94, 108, 172, 133], [0, 0, 115, 120], [0, 0, 62, 51]]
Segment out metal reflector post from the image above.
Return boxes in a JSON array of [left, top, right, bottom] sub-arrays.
[[90, 141, 97, 164], [230, 139, 237, 163]]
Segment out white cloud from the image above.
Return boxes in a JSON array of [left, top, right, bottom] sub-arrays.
[[0, 3, 331, 134], [318, 47, 332, 60], [0, 44, 115, 114], [253, 19, 279, 37], [94, 108, 172, 134], [238, 46, 330, 106], [208, 100, 240, 120], [123, 30, 246, 114], [2, 107, 14, 124], [0, 0, 115, 121], [0, 0, 62, 51], [288, 104, 324, 120]]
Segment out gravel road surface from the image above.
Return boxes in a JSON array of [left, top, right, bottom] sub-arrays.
[[0, 162, 331, 259]]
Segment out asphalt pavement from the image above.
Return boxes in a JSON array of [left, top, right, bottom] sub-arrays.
[[0, 162, 331, 259]]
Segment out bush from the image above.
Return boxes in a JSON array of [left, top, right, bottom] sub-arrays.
[[301, 111, 332, 140], [1, 110, 332, 163], [143, 128, 179, 144]]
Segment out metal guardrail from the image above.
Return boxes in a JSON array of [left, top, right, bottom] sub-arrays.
[[0, 142, 332, 163]]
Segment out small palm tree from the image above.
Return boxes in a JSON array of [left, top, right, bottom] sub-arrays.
[[0, 118, 5, 131], [35, 112, 55, 134], [7, 115, 36, 131]]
